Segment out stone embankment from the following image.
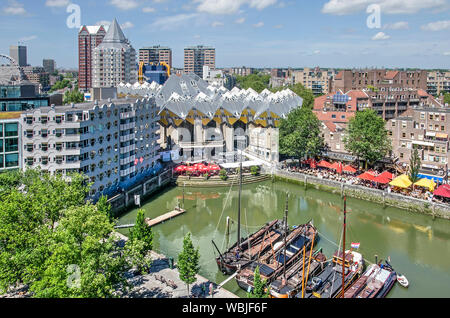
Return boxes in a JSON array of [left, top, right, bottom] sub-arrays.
[[176, 173, 270, 188], [272, 170, 450, 220]]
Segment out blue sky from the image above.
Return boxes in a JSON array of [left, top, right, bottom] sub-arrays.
[[1, 0, 449, 69]]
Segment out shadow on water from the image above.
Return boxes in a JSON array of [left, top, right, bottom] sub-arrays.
[[118, 180, 450, 298]]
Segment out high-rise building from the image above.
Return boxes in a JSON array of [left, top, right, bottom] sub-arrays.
[[9, 45, 27, 67], [184, 45, 215, 78], [427, 71, 450, 97], [92, 19, 137, 88], [43, 59, 56, 74], [78, 25, 107, 91], [139, 46, 172, 68], [293, 67, 336, 95]]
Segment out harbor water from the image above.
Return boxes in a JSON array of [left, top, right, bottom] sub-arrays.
[[117, 180, 450, 298]]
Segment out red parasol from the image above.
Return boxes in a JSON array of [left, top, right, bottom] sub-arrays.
[[379, 171, 394, 180], [210, 165, 221, 171], [373, 174, 391, 184], [186, 166, 196, 173], [317, 160, 332, 168], [310, 159, 317, 169], [175, 165, 186, 172], [330, 162, 343, 174], [343, 165, 357, 174], [434, 185, 450, 198], [357, 171, 376, 182]]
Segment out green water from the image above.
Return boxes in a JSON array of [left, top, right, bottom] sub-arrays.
[[118, 180, 450, 298]]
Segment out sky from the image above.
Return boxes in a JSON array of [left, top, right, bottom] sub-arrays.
[[0, 0, 449, 70]]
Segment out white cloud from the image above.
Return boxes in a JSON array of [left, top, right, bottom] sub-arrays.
[[421, 20, 450, 31], [372, 31, 390, 40], [109, 0, 139, 10], [212, 21, 224, 27], [3, 0, 27, 15], [384, 21, 409, 30], [150, 14, 199, 31], [45, 0, 70, 7], [19, 35, 37, 42], [322, 0, 447, 15], [253, 22, 264, 28], [443, 52, 450, 56], [142, 7, 155, 13], [194, 0, 277, 15], [235, 17, 246, 24], [121, 21, 134, 29]]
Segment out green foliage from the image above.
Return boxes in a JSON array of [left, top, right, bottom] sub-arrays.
[[50, 79, 72, 92], [409, 148, 421, 183], [251, 166, 260, 176], [0, 168, 144, 298], [219, 169, 228, 181], [129, 209, 153, 252], [343, 109, 392, 168], [247, 266, 270, 298], [236, 74, 271, 93], [63, 89, 84, 105], [97, 195, 113, 221], [444, 93, 450, 105], [279, 106, 324, 160], [177, 232, 200, 296]]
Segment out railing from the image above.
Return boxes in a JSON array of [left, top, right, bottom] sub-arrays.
[[179, 140, 225, 148]]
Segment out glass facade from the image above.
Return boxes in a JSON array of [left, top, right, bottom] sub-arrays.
[[0, 122, 19, 170], [0, 85, 49, 111]]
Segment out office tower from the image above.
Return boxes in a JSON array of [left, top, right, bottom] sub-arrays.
[[78, 24, 107, 91], [184, 45, 215, 78], [43, 59, 56, 74], [139, 46, 172, 68], [92, 19, 137, 88], [9, 45, 27, 67]]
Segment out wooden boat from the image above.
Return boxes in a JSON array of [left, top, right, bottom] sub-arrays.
[[298, 250, 364, 298], [213, 219, 286, 275], [345, 262, 397, 298], [235, 222, 318, 293], [269, 249, 327, 298]]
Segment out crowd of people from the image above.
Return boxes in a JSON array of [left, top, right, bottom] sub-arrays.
[[281, 161, 449, 205]]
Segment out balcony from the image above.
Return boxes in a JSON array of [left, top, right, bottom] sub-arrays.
[[179, 140, 225, 149]]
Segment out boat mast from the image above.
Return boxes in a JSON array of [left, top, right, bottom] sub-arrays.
[[342, 196, 347, 298], [283, 195, 289, 279], [237, 136, 244, 251]]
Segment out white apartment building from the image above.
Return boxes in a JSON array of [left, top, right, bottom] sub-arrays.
[[92, 19, 137, 88], [20, 97, 160, 199]]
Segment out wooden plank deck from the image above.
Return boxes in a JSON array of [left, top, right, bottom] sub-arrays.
[[145, 208, 186, 227]]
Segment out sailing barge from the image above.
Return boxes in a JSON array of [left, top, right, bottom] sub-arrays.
[[213, 219, 285, 275], [235, 222, 318, 292], [344, 262, 397, 298], [269, 249, 327, 298]]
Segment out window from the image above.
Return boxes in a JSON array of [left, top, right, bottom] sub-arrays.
[[5, 123, 18, 137], [5, 153, 19, 168], [5, 138, 18, 152]]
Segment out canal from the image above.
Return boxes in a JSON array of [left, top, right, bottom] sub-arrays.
[[117, 180, 450, 298]]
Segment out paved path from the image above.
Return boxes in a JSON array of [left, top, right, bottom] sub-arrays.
[[122, 251, 239, 298]]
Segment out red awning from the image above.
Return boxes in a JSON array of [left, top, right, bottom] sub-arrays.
[[373, 174, 391, 184], [186, 166, 196, 172], [317, 160, 332, 168], [175, 165, 187, 172], [329, 162, 343, 174], [379, 171, 394, 180], [343, 165, 357, 173], [434, 185, 450, 198], [210, 165, 221, 171], [357, 171, 376, 182], [310, 159, 317, 169]]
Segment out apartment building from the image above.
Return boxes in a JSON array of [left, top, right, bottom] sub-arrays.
[[78, 25, 107, 91], [293, 67, 336, 95], [184, 46, 215, 78], [139, 46, 172, 69], [387, 108, 449, 177], [228, 67, 255, 77], [92, 19, 137, 88], [427, 71, 450, 97], [43, 59, 56, 74], [334, 69, 428, 93], [0, 112, 21, 171], [20, 97, 160, 198]]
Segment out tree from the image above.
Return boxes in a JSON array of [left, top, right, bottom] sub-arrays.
[[444, 93, 450, 105], [97, 195, 113, 222], [128, 209, 154, 274], [343, 109, 392, 169], [63, 89, 84, 105], [247, 266, 270, 298], [219, 169, 228, 181], [177, 232, 200, 297], [250, 166, 260, 176], [279, 106, 324, 163], [236, 74, 271, 93], [409, 148, 421, 183]]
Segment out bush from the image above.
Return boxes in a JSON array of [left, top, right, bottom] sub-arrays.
[[251, 166, 260, 176], [219, 169, 228, 181]]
